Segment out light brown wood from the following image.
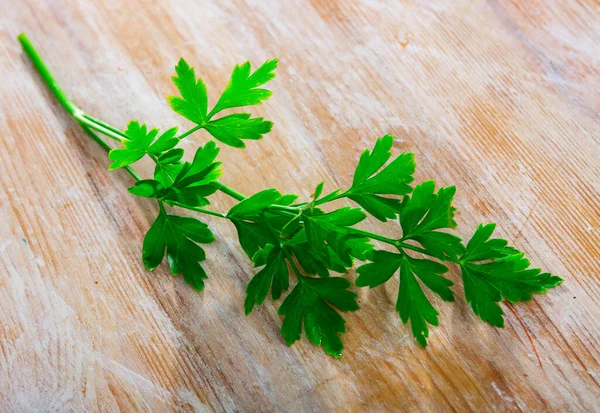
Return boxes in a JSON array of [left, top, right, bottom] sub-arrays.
[[1, 0, 599, 411]]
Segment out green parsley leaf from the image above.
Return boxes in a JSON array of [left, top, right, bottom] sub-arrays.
[[108, 122, 178, 170], [142, 208, 215, 290], [356, 251, 453, 347], [285, 239, 368, 279], [285, 232, 331, 277], [282, 206, 372, 278], [210, 59, 278, 115], [355, 250, 403, 288], [347, 135, 416, 221], [128, 179, 161, 198], [167, 58, 277, 148], [167, 58, 208, 124], [313, 181, 325, 201], [227, 188, 297, 219], [154, 160, 184, 187], [228, 189, 299, 258], [148, 127, 179, 154], [161, 141, 222, 207], [397, 257, 453, 347], [302, 207, 369, 268], [153, 137, 217, 188], [278, 276, 359, 358], [159, 167, 218, 207], [157, 148, 184, 164], [460, 223, 563, 327], [399, 181, 465, 260], [233, 220, 279, 259], [129, 141, 222, 207], [245, 244, 289, 314], [203, 113, 273, 148]]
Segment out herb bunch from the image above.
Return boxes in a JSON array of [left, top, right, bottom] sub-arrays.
[[19, 33, 563, 358]]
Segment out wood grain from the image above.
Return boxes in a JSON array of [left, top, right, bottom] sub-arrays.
[[1, 0, 599, 411]]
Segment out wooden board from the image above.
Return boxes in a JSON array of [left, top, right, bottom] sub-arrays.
[[1, 0, 599, 411]]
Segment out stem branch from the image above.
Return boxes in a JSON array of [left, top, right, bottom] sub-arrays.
[[170, 201, 228, 219], [349, 228, 398, 246], [18, 33, 80, 116], [398, 241, 460, 264], [80, 126, 140, 181], [82, 114, 128, 138], [268, 204, 300, 214], [283, 247, 305, 280], [314, 189, 348, 206], [213, 182, 247, 201], [397, 242, 430, 256], [19, 33, 128, 143], [177, 124, 203, 140]]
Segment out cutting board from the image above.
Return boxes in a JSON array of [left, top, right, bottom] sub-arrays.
[[1, 0, 598, 411]]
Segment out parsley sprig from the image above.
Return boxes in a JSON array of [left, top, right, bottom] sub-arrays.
[[19, 33, 563, 357]]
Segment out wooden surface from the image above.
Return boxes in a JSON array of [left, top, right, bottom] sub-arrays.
[[1, 0, 599, 411]]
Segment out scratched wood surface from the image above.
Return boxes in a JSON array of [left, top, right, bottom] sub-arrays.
[[1, 0, 599, 411]]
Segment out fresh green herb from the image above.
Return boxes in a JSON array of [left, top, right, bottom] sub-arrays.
[[459, 223, 563, 327], [19, 33, 563, 358], [168, 57, 276, 147], [346, 135, 416, 221], [108, 122, 179, 170], [143, 206, 215, 290]]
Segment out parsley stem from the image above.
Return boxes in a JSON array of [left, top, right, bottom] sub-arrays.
[[79, 125, 113, 154], [170, 202, 228, 219], [18, 33, 127, 143], [397, 242, 430, 256], [314, 190, 347, 206], [397, 241, 461, 263], [348, 228, 398, 246], [76, 117, 126, 142], [268, 209, 299, 219], [283, 247, 305, 280], [18, 33, 79, 116], [80, 125, 141, 181], [268, 205, 299, 213], [213, 182, 246, 201], [147, 152, 160, 163], [349, 229, 460, 263], [177, 124, 203, 140], [82, 114, 128, 139]]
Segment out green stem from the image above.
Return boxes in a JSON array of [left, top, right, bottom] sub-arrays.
[[314, 189, 347, 206], [170, 201, 228, 219], [18, 33, 80, 116], [268, 209, 299, 218], [349, 228, 398, 246], [18, 33, 127, 143], [82, 114, 128, 138], [80, 125, 141, 181], [213, 182, 247, 201], [398, 241, 460, 263], [259, 212, 284, 247], [177, 124, 203, 141], [19, 33, 253, 224], [398, 242, 430, 256], [283, 247, 305, 280], [350, 228, 460, 263], [79, 118, 127, 142], [79, 125, 113, 156], [268, 204, 300, 214], [147, 152, 160, 163]]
